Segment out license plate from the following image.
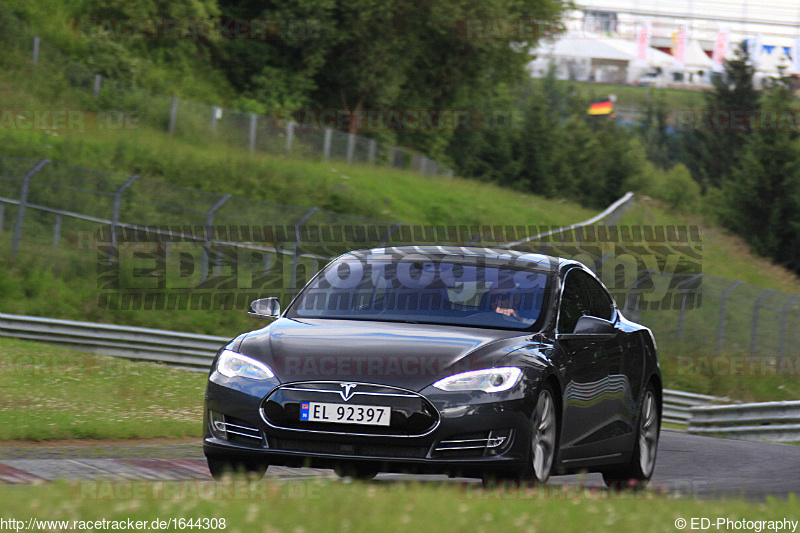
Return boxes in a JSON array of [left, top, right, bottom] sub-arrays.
[[300, 402, 391, 426]]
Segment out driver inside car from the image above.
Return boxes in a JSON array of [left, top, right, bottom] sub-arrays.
[[489, 289, 521, 319]]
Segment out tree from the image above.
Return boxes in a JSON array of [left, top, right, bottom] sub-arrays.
[[682, 42, 760, 190], [719, 73, 800, 272], [215, 0, 566, 155], [637, 92, 684, 169]]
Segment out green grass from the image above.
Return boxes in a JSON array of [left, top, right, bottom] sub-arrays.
[[620, 199, 800, 292], [573, 81, 708, 110], [3, 13, 800, 403], [0, 480, 797, 531], [0, 337, 206, 441]]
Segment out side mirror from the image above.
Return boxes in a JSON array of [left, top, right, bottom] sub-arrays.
[[556, 316, 616, 340], [248, 297, 281, 319], [573, 315, 615, 335]]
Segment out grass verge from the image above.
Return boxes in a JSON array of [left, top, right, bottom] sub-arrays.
[[0, 337, 206, 441], [0, 480, 797, 531]]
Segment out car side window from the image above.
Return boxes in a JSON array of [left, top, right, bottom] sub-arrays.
[[558, 270, 591, 333], [582, 272, 614, 321]]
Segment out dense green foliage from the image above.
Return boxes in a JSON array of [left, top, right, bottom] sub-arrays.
[[717, 76, 800, 270], [4, 1, 800, 274], [672, 44, 800, 274], [682, 44, 761, 191]]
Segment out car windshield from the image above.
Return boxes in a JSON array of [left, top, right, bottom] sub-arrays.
[[287, 256, 550, 330]]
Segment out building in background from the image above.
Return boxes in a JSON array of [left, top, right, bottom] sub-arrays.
[[531, 0, 800, 86]]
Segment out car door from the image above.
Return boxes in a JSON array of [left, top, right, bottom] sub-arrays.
[[554, 268, 626, 464], [579, 271, 634, 454]]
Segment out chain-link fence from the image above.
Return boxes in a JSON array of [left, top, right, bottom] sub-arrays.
[[2, 154, 800, 360], [0, 2, 454, 177]]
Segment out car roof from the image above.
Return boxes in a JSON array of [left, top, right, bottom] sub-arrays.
[[337, 245, 583, 272]]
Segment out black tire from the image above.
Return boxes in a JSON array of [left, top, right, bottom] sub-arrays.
[[602, 382, 660, 490], [207, 457, 268, 480], [333, 463, 378, 481]]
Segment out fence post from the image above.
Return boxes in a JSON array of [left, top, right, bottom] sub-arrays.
[[323, 129, 332, 161], [290, 207, 320, 290], [52, 214, 62, 248], [625, 272, 650, 322], [779, 295, 800, 356], [412, 153, 421, 172], [379, 222, 403, 247], [389, 147, 397, 167], [210, 106, 219, 133], [32, 36, 40, 64], [248, 113, 257, 153], [368, 140, 377, 164], [0, 204, 4, 232], [111, 174, 140, 247], [716, 281, 742, 354], [676, 292, 687, 341], [202, 194, 232, 282], [286, 121, 295, 153], [168, 97, 178, 135], [12, 159, 50, 260], [93, 74, 102, 98], [750, 289, 775, 355], [346, 133, 355, 163]]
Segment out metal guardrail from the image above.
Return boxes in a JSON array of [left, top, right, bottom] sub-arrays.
[[662, 389, 739, 427], [0, 313, 226, 371], [503, 191, 635, 248], [3, 312, 796, 443], [688, 401, 800, 443]]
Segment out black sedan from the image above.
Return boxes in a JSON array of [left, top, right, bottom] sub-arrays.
[[203, 246, 661, 487]]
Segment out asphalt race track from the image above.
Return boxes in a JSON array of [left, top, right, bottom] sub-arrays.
[[1, 430, 799, 499]]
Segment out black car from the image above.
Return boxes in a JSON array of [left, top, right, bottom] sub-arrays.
[[203, 246, 661, 487]]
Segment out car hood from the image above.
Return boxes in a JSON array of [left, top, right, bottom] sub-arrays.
[[236, 318, 526, 391]]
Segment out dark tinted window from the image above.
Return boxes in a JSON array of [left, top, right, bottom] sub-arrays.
[[582, 272, 614, 320], [558, 270, 590, 333], [288, 257, 550, 330], [558, 269, 614, 332]]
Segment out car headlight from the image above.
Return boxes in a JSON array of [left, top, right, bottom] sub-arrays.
[[216, 349, 275, 380], [432, 367, 522, 393]]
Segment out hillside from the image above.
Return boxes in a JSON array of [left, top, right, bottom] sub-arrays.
[[2, 0, 800, 403]]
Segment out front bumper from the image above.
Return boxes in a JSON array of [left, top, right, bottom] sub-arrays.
[[203, 373, 536, 477]]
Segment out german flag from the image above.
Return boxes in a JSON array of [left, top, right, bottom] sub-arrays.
[[587, 99, 614, 116]]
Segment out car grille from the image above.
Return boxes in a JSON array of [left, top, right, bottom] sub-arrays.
[[432, 430, 511, 458], [261, 382, 440, 437], [270, 438, 429, 458]]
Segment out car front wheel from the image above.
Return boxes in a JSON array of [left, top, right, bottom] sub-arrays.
[[530, 384, 558, 483]]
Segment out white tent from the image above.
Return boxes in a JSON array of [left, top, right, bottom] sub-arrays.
[[684, 40, 714, 69], [528, 32, 676, 83], [755, 47, 798, 74], [532, 31, 674, 65]]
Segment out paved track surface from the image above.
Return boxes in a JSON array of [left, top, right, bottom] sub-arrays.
[[2, 431, 799, 499]]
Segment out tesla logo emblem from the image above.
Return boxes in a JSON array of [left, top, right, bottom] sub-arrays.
[[339, 383, 358, 401]]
